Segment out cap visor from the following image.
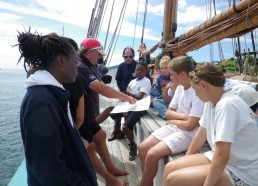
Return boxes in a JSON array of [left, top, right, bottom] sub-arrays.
[[97, 49, 107, 56]]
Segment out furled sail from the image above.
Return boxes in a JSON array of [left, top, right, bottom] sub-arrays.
[[166, 0, 258, 56]]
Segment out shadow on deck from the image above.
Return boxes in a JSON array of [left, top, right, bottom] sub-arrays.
[[97, 95, 142, 186]]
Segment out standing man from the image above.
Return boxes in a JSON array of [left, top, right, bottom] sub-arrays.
[[78, 38, 135, 186], [108, 47, 153, 141]]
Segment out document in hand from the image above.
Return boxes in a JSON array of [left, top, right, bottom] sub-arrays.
[[111, 96, 151, 113]]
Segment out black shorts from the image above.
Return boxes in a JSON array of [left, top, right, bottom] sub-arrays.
[[110, 110, 147, 131], [79, 121, 101, 143]]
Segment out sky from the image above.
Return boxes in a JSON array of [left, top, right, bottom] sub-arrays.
[[0, 0, 257, 69]]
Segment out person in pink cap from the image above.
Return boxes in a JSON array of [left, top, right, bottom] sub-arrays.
[[76, 38, 135, 186]]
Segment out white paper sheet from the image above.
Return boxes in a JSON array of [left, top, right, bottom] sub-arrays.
[[111, 96, 151, 113]]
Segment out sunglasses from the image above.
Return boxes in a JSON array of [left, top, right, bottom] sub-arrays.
[[123, 55, 133, 59]]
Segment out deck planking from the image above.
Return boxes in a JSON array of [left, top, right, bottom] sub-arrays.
[[97, 95, 142, 186]]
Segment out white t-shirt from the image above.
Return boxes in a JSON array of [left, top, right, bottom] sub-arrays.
[[200, 91, 258, 185], [128, 76, 151, 98], [224, 78, 258, 107], [167, 88, 174, 97], [168, 85, 204, 137]]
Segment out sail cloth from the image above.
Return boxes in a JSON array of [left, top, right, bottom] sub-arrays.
[[166, 0, 258, 56]]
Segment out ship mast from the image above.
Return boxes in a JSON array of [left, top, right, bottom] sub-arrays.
[[162, 0, 178, 43]]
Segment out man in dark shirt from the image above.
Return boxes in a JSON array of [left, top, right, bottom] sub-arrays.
[[77, 38, 135, 186]]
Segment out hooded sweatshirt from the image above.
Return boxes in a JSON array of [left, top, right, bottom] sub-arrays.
[[20, 70, 98, 186]]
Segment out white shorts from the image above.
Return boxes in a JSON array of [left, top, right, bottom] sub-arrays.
[[152, 125, 192, 154]]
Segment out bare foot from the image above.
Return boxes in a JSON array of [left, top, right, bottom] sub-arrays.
[[105, 176, 128, 186], [108, 167, 129, 176]]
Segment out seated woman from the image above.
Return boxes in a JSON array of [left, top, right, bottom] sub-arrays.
[[150, 55, 177, 119], [163, 62, 258, 186]]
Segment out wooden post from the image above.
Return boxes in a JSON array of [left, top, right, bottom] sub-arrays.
[[162, 0, 177, 54]]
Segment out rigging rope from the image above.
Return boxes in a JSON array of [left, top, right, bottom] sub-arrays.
[[96, 0, 109, 38], [206, 0, 214, 62], [107, 0, 128, 67], [105, 0, 128, 66], [88, 0, 107, 39], [103, 0, 115, 50], [165, 2, 258, 57], [141, 0, 148, 43], [132, 0, 140, 48], [87, 0, 99, 38]]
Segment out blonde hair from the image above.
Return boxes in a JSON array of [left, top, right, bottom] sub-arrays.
[[159, 55, 170, 67]]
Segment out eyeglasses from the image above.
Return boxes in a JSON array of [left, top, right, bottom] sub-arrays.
[[123, 56, 133, 59]]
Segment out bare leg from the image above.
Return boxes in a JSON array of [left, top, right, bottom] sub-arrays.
[[163, 154, 231, 186], [93, 129, 128, 176], [138, 135, 160, 171], [139, 141, 171, 186], [86, 142, 128, 186]]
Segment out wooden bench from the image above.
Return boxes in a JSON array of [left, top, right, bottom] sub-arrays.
[[135, 108, 211, 186]]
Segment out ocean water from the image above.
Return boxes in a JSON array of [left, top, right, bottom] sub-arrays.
[[0, 69, 27, 186]]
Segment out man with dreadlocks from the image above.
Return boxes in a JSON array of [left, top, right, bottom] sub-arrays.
[[17, 30, 97, 186]]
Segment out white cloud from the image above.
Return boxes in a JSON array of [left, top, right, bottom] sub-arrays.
[[0, 0, 256, 69], [0, 12, 55, 69], [0, 0, 94, 28]]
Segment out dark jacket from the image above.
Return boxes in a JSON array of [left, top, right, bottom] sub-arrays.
[[20, 71, 97, 186], [150, 74, 171, 99]]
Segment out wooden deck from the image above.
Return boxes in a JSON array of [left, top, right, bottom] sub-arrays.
[[98, 95, 142, 186]]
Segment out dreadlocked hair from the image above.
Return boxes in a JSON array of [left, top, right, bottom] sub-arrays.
[[16, 28, 74, 73]]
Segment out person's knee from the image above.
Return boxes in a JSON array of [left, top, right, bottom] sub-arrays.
[[94, 129, 106, 143], [146, 146, 163, 162], [87, 142, 96, 154], [165, 172, 177, 186], [163, 162, 176, 179], [139, 141, 148, 156]]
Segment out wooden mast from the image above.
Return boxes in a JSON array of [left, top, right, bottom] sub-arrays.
[[162, 0, 178, 43]]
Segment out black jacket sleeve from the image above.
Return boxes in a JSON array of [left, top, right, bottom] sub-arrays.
[[115, 65, 124, 92]]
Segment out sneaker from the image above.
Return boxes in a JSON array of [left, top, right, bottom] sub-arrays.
[[108, 131, 118, 142], [129, 143, 137, 161], [116, 131, 125, 139]]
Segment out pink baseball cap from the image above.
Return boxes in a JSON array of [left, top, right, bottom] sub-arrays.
[[81, 38, 107, 56]]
